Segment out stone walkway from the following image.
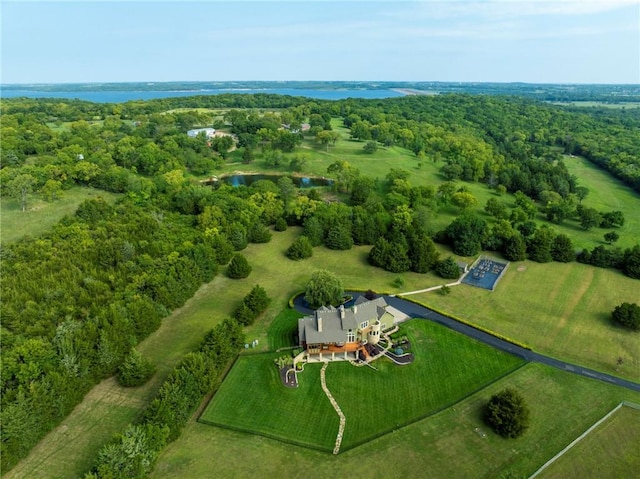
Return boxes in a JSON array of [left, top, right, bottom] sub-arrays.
[[320, 362, 345, 454]]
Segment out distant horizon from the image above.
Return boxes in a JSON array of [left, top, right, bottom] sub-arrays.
[[2, 1, 638, 85], [3, 80, 639, 87]]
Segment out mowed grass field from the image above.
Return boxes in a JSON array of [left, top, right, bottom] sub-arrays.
[[417, 260, 640, 381], [154, 363, 640, 479], [200, 320, 525, 451], [538, 405, 640, 479], [0, 187, 121, 244]]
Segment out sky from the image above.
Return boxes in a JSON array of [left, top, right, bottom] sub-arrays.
[[1, 0, 639, 84]]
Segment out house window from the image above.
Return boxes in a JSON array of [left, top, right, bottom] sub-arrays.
[[346, 331, 355, 342], [360, 320, 369, 329]]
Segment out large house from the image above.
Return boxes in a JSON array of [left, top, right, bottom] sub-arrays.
[[297, 296, 404, 362]]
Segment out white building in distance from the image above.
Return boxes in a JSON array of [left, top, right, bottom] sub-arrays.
[[187, 128, 216, 138]]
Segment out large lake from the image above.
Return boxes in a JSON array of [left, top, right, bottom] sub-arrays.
[[0, 88, 405, 103]]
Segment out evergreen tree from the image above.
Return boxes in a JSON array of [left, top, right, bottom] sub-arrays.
[[435, 257, 461, 280], [484, 389, 530, 438], [502, 233, 527, 261], [117, 349, 156, 387], [227, 254, 252, 279], [611, 302, 640, 330], [286, 236, 313, 260]]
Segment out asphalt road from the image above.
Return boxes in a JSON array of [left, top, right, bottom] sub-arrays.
[[292, 292, 640, 392]]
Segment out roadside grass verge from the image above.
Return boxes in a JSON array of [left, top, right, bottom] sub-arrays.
[[153, 363, 640, 479], [199, 320, 525, 451], [537, 404, 640, 479], [0, 187, 120, 244], [417, 260, 640, 381]]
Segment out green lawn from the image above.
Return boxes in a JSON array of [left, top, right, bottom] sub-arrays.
[[560, 154, 640, 249], [0, 187, 121, 244], [267, 308, 305, 350], [416, 260, 640, 381], [538, 405, 640, 479], [200, 320, 525, 451], [153, 363, 640, 479]]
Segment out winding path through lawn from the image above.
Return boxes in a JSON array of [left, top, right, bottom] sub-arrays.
[[319, 363, 345, 454]]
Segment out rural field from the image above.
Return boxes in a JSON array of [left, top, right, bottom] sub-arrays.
[[537, 404, 640, 479], [0, 187, 120, 244], [417, 260, 640, 381]]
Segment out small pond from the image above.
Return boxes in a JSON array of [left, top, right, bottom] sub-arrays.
[[219, 174, 333, 188]]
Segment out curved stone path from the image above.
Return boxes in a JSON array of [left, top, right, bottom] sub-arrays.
[[320, 362, 345, 454]]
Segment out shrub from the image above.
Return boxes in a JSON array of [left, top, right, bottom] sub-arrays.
[[363, 140, 378, 154], [248, 222, 272, 243], [274, 217, 288, 231], [227, 254, 252, 279], [484, 388, 530, 438], [286, 236, 313, 260], [435, 257, 461, 280], [611, 302, 640, 330], [392, 276, 405, 288], [117, 349, 156, 387]]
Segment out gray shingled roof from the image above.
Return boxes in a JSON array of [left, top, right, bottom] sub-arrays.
[[298, 297, 389, 345]]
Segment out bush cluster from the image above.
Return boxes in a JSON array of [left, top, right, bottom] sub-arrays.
[[233, 285, 272, 326]]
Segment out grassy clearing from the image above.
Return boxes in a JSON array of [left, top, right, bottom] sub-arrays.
[[0, 187, 121, 244], [560, 154, 640, 249], [153, 363, 640, 479], [201, 320, 524, 451], [417, 260, 640, 381], [267, 308, 304, 350], [538, 405, 640, 479]]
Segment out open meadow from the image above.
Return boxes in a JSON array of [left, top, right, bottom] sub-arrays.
[[0, 187, 120, 244], [153, 363, 640, 479], [537, 404, 640, 479], [200, 320, 524, 452]]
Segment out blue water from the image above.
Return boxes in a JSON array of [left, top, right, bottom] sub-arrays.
[[221, 174, 333, 189], [0, 88, 405, 103]]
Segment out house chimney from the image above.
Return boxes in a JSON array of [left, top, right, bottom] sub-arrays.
[[353, 305, 357, 314], [317, 316, 323, 332], [339, 305, 345, 319]]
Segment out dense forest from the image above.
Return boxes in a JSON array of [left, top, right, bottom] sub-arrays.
[[1, 92, 640, 474]]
